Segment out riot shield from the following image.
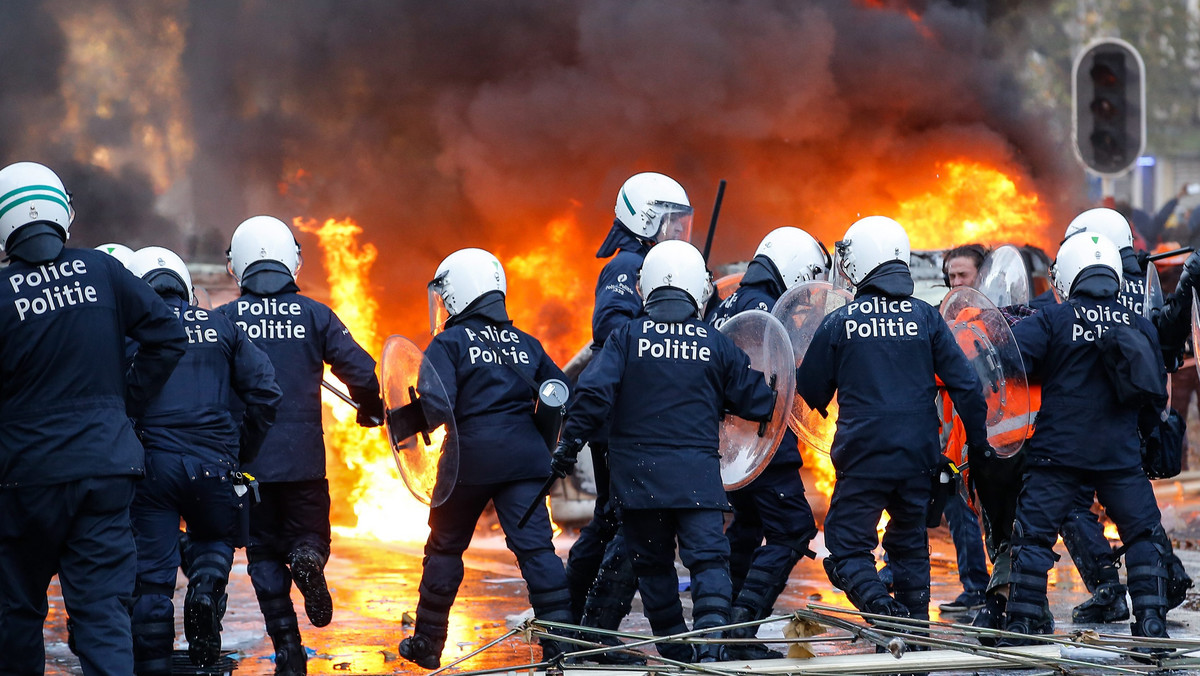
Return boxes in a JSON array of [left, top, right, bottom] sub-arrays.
[[714, 272, 744, 302], [940, 287, 1031, 458], [380, 335, 459, 507], [1192, 288, 1200, 382], [771, 281, 854, 454], [1145, 262, 1164, 319], [976, 245, 1031, 308], [717, 310, 796, 489]]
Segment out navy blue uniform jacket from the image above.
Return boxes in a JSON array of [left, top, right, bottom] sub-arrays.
[[796, 262, 988, 479], [563, 315, 776, 510], [217, 285, 379, 482], [136, 297, 282, 468], [0, 248, 187, 487], [707, 279, 803, 474], [423, 308, 568, 486], [591, 226, 649, 351], [1012, 272, 1165, 472]]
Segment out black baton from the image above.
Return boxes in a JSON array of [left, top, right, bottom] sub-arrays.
[[518, 474, 559, 529]]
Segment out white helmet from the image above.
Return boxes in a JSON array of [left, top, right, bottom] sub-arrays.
[[754, 226, 831, 288], [428, 248, 506, 335], [637, 240, 713, 315], [128, 246, 193, 302], [834, 216, 911, 285], [227, 215, 301, 282], [1051, 231, 1123, 299], [0, 161, 73, 251], [95, 242, 135, 268], [615, 172, 694, 243], [1063, 207, 1134, 249]]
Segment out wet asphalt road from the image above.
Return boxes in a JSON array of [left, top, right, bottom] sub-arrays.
[[39, 487, 1200, 675]]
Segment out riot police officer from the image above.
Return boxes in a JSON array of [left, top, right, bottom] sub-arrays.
[[398, 248, 573, 670], [0, 162, 187, 675], [565, 172, 693, 656], [1003, 232, 1171, 642], [125, 247, 282, 674], [555, 240, 777, 663], [1054, 208, 1194, 624], [705, 227, 825, 658], [217, 215, 383, 675], [797, 216, 989, 626]]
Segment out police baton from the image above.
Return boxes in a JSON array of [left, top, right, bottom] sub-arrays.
[[321, 379, 383, 426], [1147, 246, 1194, 262], [518, 473, 559, 529], [701, 179, 727, 263]]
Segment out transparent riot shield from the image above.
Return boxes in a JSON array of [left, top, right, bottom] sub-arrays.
[[1145, 262, 1164, 319], [380, 335, 459, 507], [717, 310, 796, 489], [771, 280, 854, 455], [940, 287, 1031, 458], [977, 244, 1031, 308]]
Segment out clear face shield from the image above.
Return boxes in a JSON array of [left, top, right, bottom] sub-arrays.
[[650, 203, 694, 243], [427, 272, 452, 336], [832, 239, 855, 291]]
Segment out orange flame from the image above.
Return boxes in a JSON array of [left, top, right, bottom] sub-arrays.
[[298, 216, 431, 542], [897, 160, 1051, 251]]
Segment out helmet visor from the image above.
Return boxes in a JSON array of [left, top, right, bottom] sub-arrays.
[[831, 241, 855, 291], [428, 272, 451, 336], [652, 203, 694, 243]]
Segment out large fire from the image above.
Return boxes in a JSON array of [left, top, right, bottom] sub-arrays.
[[306, 157, 1054, 539]]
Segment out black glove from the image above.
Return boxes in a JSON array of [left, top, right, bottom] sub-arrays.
[[551, 439, 583, 478], [1136, 249, 1152, 272], [1178, 250, 1200, 294], [966, 441, 996, 467], [351, 387, 385, 428]]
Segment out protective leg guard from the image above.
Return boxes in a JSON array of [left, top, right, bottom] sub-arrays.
[[132, 619, 174, 676], [271, 629, 308, 676], [824, 556, 903, 616], [288, 546, 332, 627], [998, 572, 1054, 647], [1071, 582, 1129, 623], [1149, 525, 1195, 609], [579, 539, 637, 632]]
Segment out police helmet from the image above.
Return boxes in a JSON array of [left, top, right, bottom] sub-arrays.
[[637, 240, 713, 316], [754, 226, 831, 288], [128, 246, 193, 302], [428, 248, 506, 335], [0, 161, 74, 251], [227, 215, 302, 283], [615, 172, 694, 244], [95, 242, 135, 268], [1063, 207, 1134, 250], [834, 216, 911, 286], [1051, 231, 1123, 299]]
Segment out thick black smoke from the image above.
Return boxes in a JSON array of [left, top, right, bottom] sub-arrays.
[[3, 1, 1080, 317]]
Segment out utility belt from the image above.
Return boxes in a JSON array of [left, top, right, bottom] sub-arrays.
[[229, 470, 261, 503]]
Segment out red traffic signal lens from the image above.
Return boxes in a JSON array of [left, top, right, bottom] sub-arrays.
[[1090, 63, 1120, 88]]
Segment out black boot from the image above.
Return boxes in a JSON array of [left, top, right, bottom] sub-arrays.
[[724, 606, 783, 661], [289, 547, 333, 627], [399, 633, 444, 670], [271, 630, 308, 676], [972, 593, 1005, 647], [184, 581, 225, 666], [1071, 582, 1129, 623], [997, 613, 1052, 647]]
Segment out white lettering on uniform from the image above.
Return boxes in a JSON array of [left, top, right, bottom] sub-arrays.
[[635, 320, 712, 362], [843, 297, 919, 339], [233, 298, 307, 340], [11, 259, 100, 321], [1071, 303, 1133, 343]]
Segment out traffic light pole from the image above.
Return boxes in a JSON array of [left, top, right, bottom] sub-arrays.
[[1101, 176, 1115, 200]]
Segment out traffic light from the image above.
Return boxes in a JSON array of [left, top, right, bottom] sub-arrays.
[[1072, 38, 1145, 177]]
